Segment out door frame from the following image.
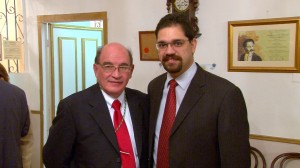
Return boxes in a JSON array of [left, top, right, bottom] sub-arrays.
[[37, 12, 107, 168]]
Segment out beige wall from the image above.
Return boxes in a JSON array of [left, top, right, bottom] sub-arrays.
[[8, 0, 300, 167]]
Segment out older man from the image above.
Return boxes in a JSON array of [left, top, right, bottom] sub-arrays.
[[43, 43, 149, 168]]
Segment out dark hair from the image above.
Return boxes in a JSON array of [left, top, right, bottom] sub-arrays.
[[155, 13, 199, 41], [94, 45, 133, 65], [94, 46, 102, 64], [243, 39, 255, 47], [0, 63, 9, 82]]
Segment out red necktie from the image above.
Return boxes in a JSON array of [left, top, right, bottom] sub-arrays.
[[112, 100, 136, 168], [157, 79, 177, 168]]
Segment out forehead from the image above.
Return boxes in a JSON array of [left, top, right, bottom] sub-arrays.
[[157, 25, 186, 42], [245, 41, 254, 46], [99, 45, 130, 64]]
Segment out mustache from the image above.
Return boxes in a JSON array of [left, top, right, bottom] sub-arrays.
[[162, 55, 182, 62]]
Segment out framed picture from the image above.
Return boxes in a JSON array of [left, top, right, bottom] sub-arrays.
[[228, 17, 300, 72], [139, 31, 158, 61]]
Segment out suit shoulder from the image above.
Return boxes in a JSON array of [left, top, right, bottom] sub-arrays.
[[125, 87, 147, 98], [203, 70, 239, 90], [60, 84, 98, 103], [0, 81, 26, 97], [149, 73, 166, 84]]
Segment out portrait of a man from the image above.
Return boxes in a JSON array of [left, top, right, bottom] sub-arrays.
[[239, 39, 262, 61]]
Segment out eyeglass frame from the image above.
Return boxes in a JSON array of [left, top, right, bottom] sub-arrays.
[[96, 63, 133, 73], [155, 39, 191, 50]]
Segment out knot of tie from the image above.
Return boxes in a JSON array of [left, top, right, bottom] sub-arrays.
[[112, 99, 121, 111], [169, 79, 177, 89]]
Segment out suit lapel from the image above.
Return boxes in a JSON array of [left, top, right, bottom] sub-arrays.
[[150, 76, 166, 124], [87, 85, 119, 152], [170, 65, 206, 135], [149, 75, 166, 144], [126, 88, 143, 158]]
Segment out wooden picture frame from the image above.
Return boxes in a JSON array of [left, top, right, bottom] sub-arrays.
[[228, 17, 300, 72], [139, 31, 158, 61]]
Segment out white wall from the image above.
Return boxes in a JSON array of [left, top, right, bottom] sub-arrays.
[[13, 0, 300, 167]]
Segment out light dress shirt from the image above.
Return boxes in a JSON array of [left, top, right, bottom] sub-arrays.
[[245, 53, 253, 61], [153, 62, 197, 167], [101, 90, 140, 168]]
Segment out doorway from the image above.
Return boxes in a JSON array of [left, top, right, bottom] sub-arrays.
[[37, 12, 107, 168]]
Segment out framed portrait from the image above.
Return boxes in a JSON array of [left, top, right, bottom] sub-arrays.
[[139, 31, 158, 61], [228, 17, 300, 72]]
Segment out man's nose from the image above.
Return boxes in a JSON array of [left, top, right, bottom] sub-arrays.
[[111, 67, 121, 77], [165, 44, 176, 54]]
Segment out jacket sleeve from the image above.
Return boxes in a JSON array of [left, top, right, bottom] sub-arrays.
[[20, 111, 34, 168], [218, 86, 251, 168], [20, 90, 30, 137], [43, 100, 76, 168]]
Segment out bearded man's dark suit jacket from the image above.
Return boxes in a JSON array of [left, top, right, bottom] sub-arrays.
[[43, 84, 149, 168], [0, 80, 30, 168], [239, 53, 262, 61], [148, 64, 250, 168]]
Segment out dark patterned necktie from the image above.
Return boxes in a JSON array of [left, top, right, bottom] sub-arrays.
[[157, 79, 177, 168]]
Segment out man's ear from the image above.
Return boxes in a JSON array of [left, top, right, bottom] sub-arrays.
[[129, 64, 134, 79], [93, 64, 98, 74], [191, 38, 197, 53]]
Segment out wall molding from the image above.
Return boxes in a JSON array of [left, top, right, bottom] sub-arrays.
[[251, 134, 300, 145]]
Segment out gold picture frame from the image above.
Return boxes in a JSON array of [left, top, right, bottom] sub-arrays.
[[139, 31, 158, 61], [228, 17, 300, 72]]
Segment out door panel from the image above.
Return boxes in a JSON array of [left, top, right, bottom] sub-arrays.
[[58, 37, 77, 100], [82, 38, 98, 89]]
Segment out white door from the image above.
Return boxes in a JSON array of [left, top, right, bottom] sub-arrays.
[[50, 23, 103, 118]]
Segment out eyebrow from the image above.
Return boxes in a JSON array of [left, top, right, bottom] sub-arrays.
[[101, 62, 130, 66], [157, 39, 185, 43]]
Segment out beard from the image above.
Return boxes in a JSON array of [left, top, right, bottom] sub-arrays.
[[162, 54, 182, 73]]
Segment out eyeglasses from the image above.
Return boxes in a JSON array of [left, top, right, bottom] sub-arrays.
[[97, 64, 132, 73], [156, 39, 190, 50]]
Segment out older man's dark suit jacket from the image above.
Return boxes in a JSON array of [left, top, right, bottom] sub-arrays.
[[148, 64, 250, 168], [43, 84, 149, 168], [0, 80, 30, 168]]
